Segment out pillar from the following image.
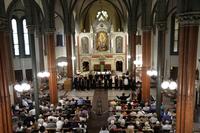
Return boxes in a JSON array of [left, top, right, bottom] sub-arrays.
[[156, 23, 166, 119], [176, 15, 199, 133], [46, 31, 57, 104], [142, 31, 151, 102], [0, 17, 12, 133], [129, 32, 136, 76], [66, 33, 73, 78], [27, 25, 40, 118]]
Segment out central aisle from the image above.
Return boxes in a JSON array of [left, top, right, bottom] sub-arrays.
[[87, 88, 109, 133]]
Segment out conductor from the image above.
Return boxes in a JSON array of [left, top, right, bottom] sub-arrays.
[[117, 93, 130, 104]]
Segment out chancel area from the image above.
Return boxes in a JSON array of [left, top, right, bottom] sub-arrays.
[[0, 0, 200, 133]]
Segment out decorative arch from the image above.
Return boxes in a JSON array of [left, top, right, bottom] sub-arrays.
[[81, 57, 91, 72], [115, 56, 124, 72]]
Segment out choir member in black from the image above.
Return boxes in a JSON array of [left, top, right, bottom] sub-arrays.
[[95, 73, 98, 81], [88, 73, 93, 89], [81, 77, 85, 90], [137, 87, 142, 103], [109, 77, 112, 89], [89, 73, 93, 81], [124, 76, 129, 90], [79, 77, 83, 90], [104, 77, 108, 89], [115, 76, 118, 89], [73, 76, 78, 90], [86, 77, 90, 90], [119, 78, 123, 90], [84, 77, 87, 90], [92, 77, 96, 89], [130, 77, 136, 91], [129, 77, 132, 90], [98, 77, 102, 88]]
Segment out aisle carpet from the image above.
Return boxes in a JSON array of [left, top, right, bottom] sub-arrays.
[[87, 89, 109, 133]]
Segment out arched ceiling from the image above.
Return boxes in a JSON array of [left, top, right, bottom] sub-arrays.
[[73, 0, 130, 32]]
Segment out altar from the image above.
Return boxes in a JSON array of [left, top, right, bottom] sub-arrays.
[[77, 17, 127, 73]]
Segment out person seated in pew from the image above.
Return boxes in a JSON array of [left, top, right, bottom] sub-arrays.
[[143, 102, 150, 112], [143, 121, 151, 131], [135, 121, 143, 132], [56, 117, 64, 132], [39, 126, 47, 133], [108, 120, 117, 131], [107, 113, 117, 123], [99, 125, 109, 133], [149, 113, 158, 124], [119, 118, 126, 129], [153, 121, 161, 133], [46, 118, 56, 128], [162, 120, 172, 132], [37, 114, 45, 127]]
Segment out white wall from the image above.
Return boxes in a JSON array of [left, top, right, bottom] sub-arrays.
[[152, 29, 158, 69], [165, 13, 179, 79], [55, 14, 67, 59], [4, 0, 12, 11]]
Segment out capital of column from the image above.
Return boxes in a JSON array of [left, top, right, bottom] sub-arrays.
[[0, 16, 8, 31], [45, 28, 55, 34], [142, 26, 152, 32], [27, 25, 36, 34], [178, 12, 200, 26], [156, 22, 167, 31]]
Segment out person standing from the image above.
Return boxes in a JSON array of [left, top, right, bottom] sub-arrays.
[[115, 76, 118, 89], [117, 93, 130, 104]]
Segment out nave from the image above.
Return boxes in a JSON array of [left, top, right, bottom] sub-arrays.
[[12, 86, 181, 133]]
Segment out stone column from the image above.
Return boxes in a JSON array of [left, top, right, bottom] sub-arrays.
[[27, 25, 40, 118], [176, 13, 200, 133], [66, 33, 73, 78], [156, 23, 166, 119], [129, 32, 136, 76], [142, 30, 151, 102], [0, 16, 12, 133], [46, 31, 57, 104]]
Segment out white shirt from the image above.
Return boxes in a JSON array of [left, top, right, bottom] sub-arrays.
[[38, 118, 44, 125], [107, 115, 116, 123], [56, 120, 64, 129], [29, 109, 36, 116], [22, 99, 29, 107], [162, 124, 172, 130], [149, 116, 158, 124], [99, 129, 109, 133]]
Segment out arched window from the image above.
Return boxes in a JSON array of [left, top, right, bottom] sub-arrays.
[[11, 18, 19, 56], [170, 14, 179, 55], [96, 10, 109, 21], [22, 19, 30, 55], [82, 61, 89, 72], [116, 61, 123, 72]]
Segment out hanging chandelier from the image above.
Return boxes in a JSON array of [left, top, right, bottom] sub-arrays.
[[161, 80, 177, 90], [14, 82, 31, 92]]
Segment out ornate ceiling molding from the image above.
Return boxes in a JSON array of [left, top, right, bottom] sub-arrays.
[[156, 21, 166, 31], [178, 12, 200, 26], [0, 17, 8, 31]]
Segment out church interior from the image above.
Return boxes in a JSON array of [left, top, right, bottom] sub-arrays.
[[0, 0, 200, 133]]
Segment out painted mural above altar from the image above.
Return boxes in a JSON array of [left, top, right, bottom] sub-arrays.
[[96, 31, 108, 51]]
